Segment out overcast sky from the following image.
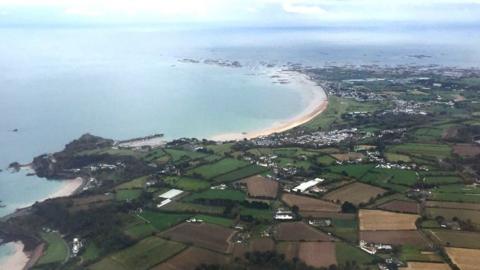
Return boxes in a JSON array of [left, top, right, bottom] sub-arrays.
[[0, 0, 479, 26]]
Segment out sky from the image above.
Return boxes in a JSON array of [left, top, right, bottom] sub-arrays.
[[0, 0, 479, 26]]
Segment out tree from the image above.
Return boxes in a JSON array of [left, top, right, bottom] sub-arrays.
[[341, 201, 357, 213]]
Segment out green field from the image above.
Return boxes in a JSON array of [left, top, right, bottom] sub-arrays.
[[239, 207, 273, 221], [189, 158, 249, 179], [430, 184, 480, 203], [37, 232, 69, 265], [328, 164, 375, 179], [124, 223, 156, 240], [399, 245, 442, 262], [324, 218, 358, 243], [81, 242, 101, 262], [115, 176, 149, 190], [164, 149, 208, 162], [317, 155, 337, 166], [184, 189, 245, 202], [211, 165, 268, 183], [335, 242, 375, 266], [194, 214, 234, 227], [385, 152, 412, 162], [139, 211, 189, 231], [425, 207, 480, 227], [164, 176, 210, 191], [161, 202, 226, 215], [115, 189, 143, 201], [90, 237, 185, 270], [388, 143, 452, 159]]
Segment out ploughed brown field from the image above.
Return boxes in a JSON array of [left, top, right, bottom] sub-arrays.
[[233, 238, 275, 258], [274, 222, 334, 241], [445, 247, 480, 270], [399, 262, 451, 270], [359, 231, 429, 247], [298, 242, 337, 268], [453, 144, 480, 158], [160, 222, 236, 253], [300, 211, 356, 219], [359, 209, 419, 231], [425, 201, 480, 211], [277, 242, 337, 268], [378, 200, 420, 214], [331, 152, 364, 162], [244, 175, 279, 199], [282, 193, 340, 213], [323, 182, 387, 205], [154, 247, 228, 270]]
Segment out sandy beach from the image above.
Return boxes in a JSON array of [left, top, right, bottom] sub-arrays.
[[0, 242, 29, 270], [41, 177, 84, 201], [211, 70, 328, 141]]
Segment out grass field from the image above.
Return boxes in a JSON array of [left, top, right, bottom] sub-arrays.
[[161, 202, 225, 215], [164, 149, 208, 162], [115, 176, 149, 190], [328, 164, 375, 179], [124, 223, 156, 239], [399, 245, 443, 262], [324, 217, 358, 243], [185, 189, 245, 202], [430, 184, 480, 203], [211, 165, 268, 183], [388, 143, 452, 159], [90, 237, 186, 270], [115, 189, 143, 201], [37, 232, 69, 265], [138, 211, 190, 230], [164, 176, 210, 191], [239, 207, 273, 221], [335, 242, 375, 266], [385, 152, 412, 162], [425, 207, 480, 227], [317, 155, 337, 166], [189, 158, 249, 179], [194, 214, 234, 227], [81, 242, 101, 262]]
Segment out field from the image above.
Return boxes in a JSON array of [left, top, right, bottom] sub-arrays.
[[90, 237, 186, 270], [184, 189, 245, 202], [399, 245, 443, 263], [115, 176, 148, 190], [161, 202, 225, 215], [426, 230, 480, 249], [189, 158, 249, 179], [160, 222, 236, 253], [115, 189, 143, 201], [139, 211, 190, 231], [425, 201, 480, 211], [388, 143, 452, 159], [243, 175, 278, 199], [164, 176, 210, 191], [331, 152, 364, 162], [154, 247, 228, 270], [425, 208, 480, 227], [385, 152, 412, 162], [36, 232, 68, 265], [453, 144, 480, 158], [359, 210, 419, 231], [194, 214, 234, 227], [323, 217, 358, 243], [323, 182, 387, 205], [378, 200, 420, 214], [282, 193, 340, 213], [274, 222, 334, 241], [212, 165, 268, 183], [445, 247, 480, 270], [400, 262, 451, 270], [359, 231, 429, 247], [430, 184, 480, 203], [335, 242, 375, 266], [328, 164, 375, 179], [164, 149, 208, 162], [239, 207, 273, 220], [298, 242, 337, 268]]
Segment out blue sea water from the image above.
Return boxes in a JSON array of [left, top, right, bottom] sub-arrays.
[[0, 25, 479, 263]]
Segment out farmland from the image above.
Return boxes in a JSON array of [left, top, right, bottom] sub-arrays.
[[282, 193, 340, 213], [160, 222, 236, 253], [90, 237, 186, 270], [155, 247, 228, 270], [378, 200, 420, 214], [274, 222, 334, 241], [323, 182, 387, 205], [359, 209, 419, 231], [243, 175, 279, 199], [298, 242, 337, 268], [359, 231, 429, 247], [188, 158, 249, 179], [36, 232, 69, 265], [445, 247, 480, 270], [426, 230, 480, 249], [400, 262, 451, 270]]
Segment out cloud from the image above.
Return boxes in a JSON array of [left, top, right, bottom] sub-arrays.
[[282, 0, 327, 15]]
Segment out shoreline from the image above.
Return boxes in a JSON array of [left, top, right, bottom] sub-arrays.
[[0, 242, 29, 270], [211, 70, 328, 141], [0, 177, 83, 270]]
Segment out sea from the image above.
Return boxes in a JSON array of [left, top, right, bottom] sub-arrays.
[[1, 24, 480, 263]]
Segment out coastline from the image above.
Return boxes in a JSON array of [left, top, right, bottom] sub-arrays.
[[0, 242, 29, 270], [211, 70, 328, 141], [0, 177, 83, 270]]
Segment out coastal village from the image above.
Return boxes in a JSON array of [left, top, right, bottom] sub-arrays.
[[1, 63, 480, 270]]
